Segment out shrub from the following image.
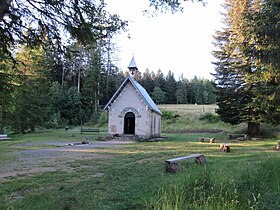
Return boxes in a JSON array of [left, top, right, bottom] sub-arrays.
[[162, 110, 180, 119], [199, 112, 220, 123], [97, 112, 108, 125]]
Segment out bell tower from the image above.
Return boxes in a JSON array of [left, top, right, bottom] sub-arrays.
[[128, 56, 138, 76]]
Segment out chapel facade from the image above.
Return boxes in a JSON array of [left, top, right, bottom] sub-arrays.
[[104, 57, 162, 138]]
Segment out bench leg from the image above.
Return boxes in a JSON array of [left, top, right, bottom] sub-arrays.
[[165, 162, 179, 173], [195, 155, 206, 165]]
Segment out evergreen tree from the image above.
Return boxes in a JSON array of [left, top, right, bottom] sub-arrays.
[[189, 76, 203, 104], [0, 52, 16, 133], [1, 0, 127, 62], [140, 68, 155, 94], [151, 87, 166, 104], [212, 0, 270, 136], [154, 69, 167, 92], [176, 74, 188, 104], [12, 45, 51, 133], [245, 0, 280, 125], [165, 70, 177, 103]]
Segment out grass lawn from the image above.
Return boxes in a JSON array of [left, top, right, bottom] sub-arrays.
[[1, 105, 280, 209]]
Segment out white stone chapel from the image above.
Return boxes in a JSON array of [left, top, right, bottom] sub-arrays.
[[104, 57, 162, 138]]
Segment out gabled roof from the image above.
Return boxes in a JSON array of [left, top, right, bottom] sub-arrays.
[[104, 76, 162, 115]]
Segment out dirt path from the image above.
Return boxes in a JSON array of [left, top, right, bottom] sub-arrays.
[[0, 140, 134, 182]]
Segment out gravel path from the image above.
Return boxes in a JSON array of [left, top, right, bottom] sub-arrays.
[[0, 140, 134, 181]]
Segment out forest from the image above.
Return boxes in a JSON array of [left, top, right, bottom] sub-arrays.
[[0, 40, 216, 133], [1, 0, 280, 136]]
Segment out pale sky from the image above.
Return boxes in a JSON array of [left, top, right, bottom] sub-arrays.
[[106, 0, 225, 80]]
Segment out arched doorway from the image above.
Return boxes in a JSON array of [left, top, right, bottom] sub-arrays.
[[124, 112, 135, 134]]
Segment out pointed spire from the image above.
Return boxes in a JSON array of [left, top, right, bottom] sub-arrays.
[[128, 56, 138, 75]]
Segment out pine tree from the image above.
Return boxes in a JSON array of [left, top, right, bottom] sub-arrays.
[[176, 74, 188, 104], [212, 0, 278, 136], [13, 45, 51, 133], [140, 68, 155, 94], [245, 0, 280, 125], [165, 70, 177, 103]]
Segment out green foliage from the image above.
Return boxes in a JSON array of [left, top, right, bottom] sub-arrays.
[[162, 110, 180, 119], [176, 75, 188, 104], [212, 0, 280, 136], [199, 112, 220, 123], [151, 86, 166, 104], [50, 83, 82, 125], [165, 70, 177, 104], [10, 45, 52, 133], [147, 0, 205, 14], [0, 0, 127, 60], [97, 111, 108, 126]]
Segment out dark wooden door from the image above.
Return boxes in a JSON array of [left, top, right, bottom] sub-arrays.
[[124, 112, 135, 134]]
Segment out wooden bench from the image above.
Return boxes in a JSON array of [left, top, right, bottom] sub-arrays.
[[80, 128, 99, 134], [165, 154, 206, 173], [0, 134, 11, 141]]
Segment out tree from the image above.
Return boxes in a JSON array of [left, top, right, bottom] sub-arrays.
[[165, 70, 177, 103], [12, 45, 51, 133], [154, 69, 167, 92], [151, 87, 166, 104], [245, 0, 280, 125], [176, 74, 188, 104], [211, 0, 280, 136], [147, 0, 205, 13], [140, 68, 155, 94], [189, 76, 204, 104], [0, 52, 16, 133], [0, 0, 127, 61]]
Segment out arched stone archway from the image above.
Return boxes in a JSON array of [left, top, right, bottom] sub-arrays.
[[124, 112, 135, 134]]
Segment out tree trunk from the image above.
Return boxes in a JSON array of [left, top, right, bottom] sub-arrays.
[[247, 122, 260, 137]]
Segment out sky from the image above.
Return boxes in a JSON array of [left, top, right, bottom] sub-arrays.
[[105, 0, 225, 80]]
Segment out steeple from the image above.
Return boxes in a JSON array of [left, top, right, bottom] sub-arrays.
[[128, 56, 138, 75]]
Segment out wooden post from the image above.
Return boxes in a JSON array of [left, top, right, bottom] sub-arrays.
[[224, 144, 230, 152], [276, 142, 280, 150], [210, 138, 215, 143], [220, 143, 230, 152]]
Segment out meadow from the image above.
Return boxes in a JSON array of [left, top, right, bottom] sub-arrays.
[[1, 104, 280, 210]]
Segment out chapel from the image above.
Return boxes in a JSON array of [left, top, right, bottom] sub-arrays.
[[104, 57, 162, 138]]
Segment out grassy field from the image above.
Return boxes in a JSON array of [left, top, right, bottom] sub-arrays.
[[158, 104, 218, 116], [1, 105, 280, 209]]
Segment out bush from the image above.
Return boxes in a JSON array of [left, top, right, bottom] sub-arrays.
[[162, 110, 180, 119], [97, 112, 108, 125], [199, 112, 220, 123], [44, 112, 68, 129]]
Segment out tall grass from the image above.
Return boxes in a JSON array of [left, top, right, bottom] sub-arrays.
[[148, 155, 280, 210]]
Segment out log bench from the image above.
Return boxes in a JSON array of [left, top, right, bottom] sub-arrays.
[[165, 154, 206, 173], [80, 128, 100, 134], [0, 134, 11, 141], [228, 134, 247, 140], [199, 137, 215, 143]]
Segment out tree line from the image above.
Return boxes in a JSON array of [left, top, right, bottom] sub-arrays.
[[0, 38, 216, 133], [0, 0, 208, 134], [134, 70, 216, 105]]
